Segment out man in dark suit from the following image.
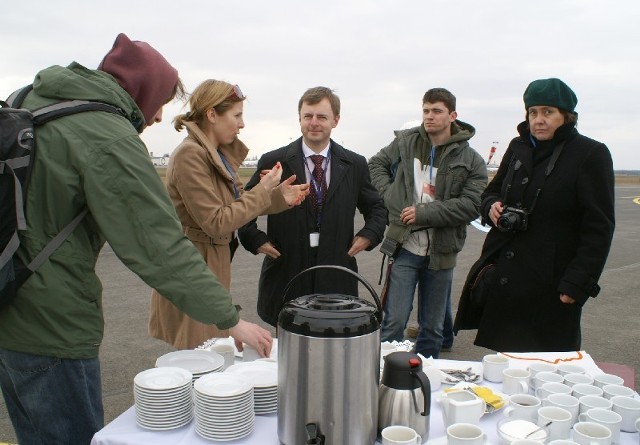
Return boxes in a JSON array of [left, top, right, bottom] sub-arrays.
[[238, 87, 387, 326]]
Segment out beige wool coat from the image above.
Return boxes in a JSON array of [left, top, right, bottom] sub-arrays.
[[149, 122, 289, 349]]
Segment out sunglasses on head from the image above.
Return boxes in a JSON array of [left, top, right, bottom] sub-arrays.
[[227, 84, 245, 101]]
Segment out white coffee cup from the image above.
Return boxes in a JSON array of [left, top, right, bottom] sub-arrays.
[[593, 373, 625, 389], [532, 371, 564, 390], [572, 421, 612, 445], [482, 354, 509, 383], [446, 423, 485, 445], [610, 395, 640, 432], [503, 368, 531, 395], [544, 393, 580, 425], [572, 383, 604, 399], [563, 373, 594, 387], [548, 440, 580, 445], [381, 425, 422, 445], [536, 382, 573, 400], [579, 408, 622, 445], [635, 416, 640, 432], [602, 384, 635, 400], [557, 364, 586, 376], [242, 343, 260, 362], [211, 343, 235, 370], [528, 362, 557, 378], [504, 394, 542, 422], [579, 395, 613, 415], [538, 406, 573, 441]]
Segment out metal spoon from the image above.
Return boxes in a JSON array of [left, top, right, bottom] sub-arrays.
[[524, 421, 551, 439]]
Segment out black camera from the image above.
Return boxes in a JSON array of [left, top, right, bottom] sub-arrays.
[[497, 206, 529, 233]]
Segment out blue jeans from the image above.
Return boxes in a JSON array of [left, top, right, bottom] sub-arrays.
[[0, 348, 103, 445], [443, 295, 454, 349], [380, 248, 453, 359]]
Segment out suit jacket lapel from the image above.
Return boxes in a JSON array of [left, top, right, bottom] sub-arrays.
[[325, 141, 350, 204], [284, 138, 307, 183]]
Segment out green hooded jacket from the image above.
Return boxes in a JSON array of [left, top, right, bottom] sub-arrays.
[[0, 63, 239, 359], [368, 122, 488, 270]]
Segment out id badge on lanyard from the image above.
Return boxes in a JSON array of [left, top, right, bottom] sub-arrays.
[[421, 146, 436, 201], [306, 155, 329, 247]]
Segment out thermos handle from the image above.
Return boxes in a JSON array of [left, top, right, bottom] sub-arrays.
[[412, 370, 432, 416], [281, 265, 383, 322]]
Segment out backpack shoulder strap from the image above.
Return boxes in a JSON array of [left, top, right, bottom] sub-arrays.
[[33, 100, 126, 124], [6, 84, 34, 108], [26, 208, 89, 272], [6, 84, 126, 122]]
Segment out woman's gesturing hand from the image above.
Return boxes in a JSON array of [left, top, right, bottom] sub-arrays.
[[259, 162, 283, 190], [277, 175, 310, 206]]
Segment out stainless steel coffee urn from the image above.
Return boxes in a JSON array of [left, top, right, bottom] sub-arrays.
[[277, 265, 382, 445]]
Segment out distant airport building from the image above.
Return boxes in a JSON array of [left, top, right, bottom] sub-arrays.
[[149, 152, 170, 166]]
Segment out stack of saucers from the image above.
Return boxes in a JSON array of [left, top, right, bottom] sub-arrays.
[[193, 372, 255, 441], [156, 349, 224, 383], [133, 366, 193, 430], [226, 359, 278, 414]]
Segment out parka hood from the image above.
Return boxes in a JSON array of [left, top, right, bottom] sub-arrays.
[[32, 62, 145, 132], [399, 120, 475, 148]]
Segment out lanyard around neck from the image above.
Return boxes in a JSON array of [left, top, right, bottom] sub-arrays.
[[429, 145, 435, 182], [305, 154, 330, 229], [304, 154, 330, 198], [218, 150, 240, 199]]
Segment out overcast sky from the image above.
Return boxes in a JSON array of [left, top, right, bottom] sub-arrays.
[[2, 0, 639, 169]]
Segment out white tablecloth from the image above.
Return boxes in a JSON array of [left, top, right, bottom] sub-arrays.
[[91, 351, 639, 445]]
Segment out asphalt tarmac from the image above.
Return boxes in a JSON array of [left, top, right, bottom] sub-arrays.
[[1, 185, 638, 442]]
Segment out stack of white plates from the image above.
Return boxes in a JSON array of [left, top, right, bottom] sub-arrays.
[[226, 359, 278, 414], [193, 372, 255, 441], [133, 367, 193, 430], [156, 349, 224, 383]]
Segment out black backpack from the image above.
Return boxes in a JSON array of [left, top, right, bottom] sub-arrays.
[[0, 85, 125, 308]]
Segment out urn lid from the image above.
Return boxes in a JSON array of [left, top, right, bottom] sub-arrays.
[[278, 294, 379, 338]]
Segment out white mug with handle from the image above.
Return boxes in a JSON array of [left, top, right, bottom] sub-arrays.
[[579, 408, 622, 445], [503, 368, 531, 395], [381, 425, 422, 445], [446, 423, 486, 445], [572, 421, 612, 445]]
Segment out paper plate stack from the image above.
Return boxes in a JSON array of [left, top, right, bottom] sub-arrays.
[[226, 359, 278, 414], [193, 372, 255, 441], [156, 349, 224, 383], [133, 367, 194, 430]]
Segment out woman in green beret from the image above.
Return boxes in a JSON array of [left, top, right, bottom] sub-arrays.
[[454, 78, 615, 352]]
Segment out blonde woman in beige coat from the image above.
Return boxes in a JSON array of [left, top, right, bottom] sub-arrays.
[[149, 80, 309, 350]]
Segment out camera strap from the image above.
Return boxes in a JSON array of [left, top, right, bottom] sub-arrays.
[[502, 141, 566, 215]]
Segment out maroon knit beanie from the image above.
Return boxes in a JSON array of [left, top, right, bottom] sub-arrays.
[[98, 33, 178, 125]]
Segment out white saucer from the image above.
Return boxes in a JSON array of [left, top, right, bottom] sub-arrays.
[[134, 367, 192, 391], [194, 372, 252, 397], [226, 362, 277, 388], [156, 350, 224, 373]]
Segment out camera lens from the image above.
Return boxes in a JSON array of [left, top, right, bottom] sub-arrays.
[[497, 212, 520, 233]]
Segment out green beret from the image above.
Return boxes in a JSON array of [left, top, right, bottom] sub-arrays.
[[523, 78, 578, 113]]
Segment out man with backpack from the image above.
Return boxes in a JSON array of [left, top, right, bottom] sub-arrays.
[[0, 33, 272, 444]]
